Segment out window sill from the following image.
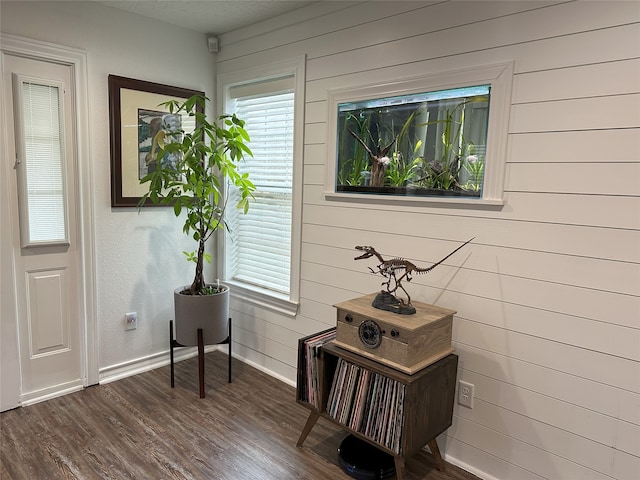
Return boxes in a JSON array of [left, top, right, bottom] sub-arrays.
[[226, 280, 299, 317], [325, 191, 505, 209]]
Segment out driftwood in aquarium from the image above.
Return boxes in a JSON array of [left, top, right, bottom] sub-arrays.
[[354, 238, 474, 314], [347, 128, 396, 188]]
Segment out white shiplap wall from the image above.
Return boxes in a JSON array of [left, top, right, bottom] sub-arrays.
[[217, 2, 640, 479]]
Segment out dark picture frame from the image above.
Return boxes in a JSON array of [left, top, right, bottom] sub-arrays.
[[108, 75, 204, 207]]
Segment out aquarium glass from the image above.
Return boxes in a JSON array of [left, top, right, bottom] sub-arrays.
[[336, 85, 490, 198]]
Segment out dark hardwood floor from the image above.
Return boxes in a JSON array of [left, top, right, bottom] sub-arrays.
[[1, 351, 480, 480]]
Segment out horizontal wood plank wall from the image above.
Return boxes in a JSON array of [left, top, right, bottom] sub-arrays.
[[217, 1, 640, 479]]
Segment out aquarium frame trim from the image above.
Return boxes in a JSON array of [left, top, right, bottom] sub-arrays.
[[324, 61, 514, 208]]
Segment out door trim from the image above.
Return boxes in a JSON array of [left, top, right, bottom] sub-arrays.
[[1, 34, 97, 406]]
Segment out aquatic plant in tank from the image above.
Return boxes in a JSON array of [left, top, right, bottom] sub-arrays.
[[336, 85, 490, 198]]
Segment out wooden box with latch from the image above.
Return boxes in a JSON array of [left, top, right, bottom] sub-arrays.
[[332, 293, 455, 375]]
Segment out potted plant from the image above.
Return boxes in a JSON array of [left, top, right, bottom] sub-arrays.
[[139, 95, 254, 346]]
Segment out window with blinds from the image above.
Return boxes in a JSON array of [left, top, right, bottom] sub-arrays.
[[13, 75, 68, 247], [226, 77, 294, 295]]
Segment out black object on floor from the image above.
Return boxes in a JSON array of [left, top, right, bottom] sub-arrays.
[[338, 434, 396, 480]]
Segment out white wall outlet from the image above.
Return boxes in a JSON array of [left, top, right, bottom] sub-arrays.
[[458, 380, 474, 408], [125, 312, 137, 331]]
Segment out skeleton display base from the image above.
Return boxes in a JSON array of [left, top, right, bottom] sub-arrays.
[[372, 291, 416, 315]]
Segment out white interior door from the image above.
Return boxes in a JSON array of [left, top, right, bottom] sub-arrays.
[[1, 51, 85, 406]]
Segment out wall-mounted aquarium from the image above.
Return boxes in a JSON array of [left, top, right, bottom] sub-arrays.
[[335, 84, 490, 198]]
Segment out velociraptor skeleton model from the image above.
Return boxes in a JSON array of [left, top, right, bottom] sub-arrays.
[[354, 238, 474, 308]]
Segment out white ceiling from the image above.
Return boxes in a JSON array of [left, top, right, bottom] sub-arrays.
[[98, 0, 314, 35]]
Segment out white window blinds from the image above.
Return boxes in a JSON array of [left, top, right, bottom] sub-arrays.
[[13, 76, 68, 247], [227, 78, 294, 294]]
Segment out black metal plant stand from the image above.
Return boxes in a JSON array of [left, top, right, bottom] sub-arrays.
[[169, 318, 232, 398]]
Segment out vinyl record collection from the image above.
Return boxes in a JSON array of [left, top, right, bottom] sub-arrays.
[[326, 358, 406, 454], [298, 328, 336, 409]]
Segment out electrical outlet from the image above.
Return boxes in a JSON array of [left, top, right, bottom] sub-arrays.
[[125, 312, 137, 331], [458, 380, 474, 408]]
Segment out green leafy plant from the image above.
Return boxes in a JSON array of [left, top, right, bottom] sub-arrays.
[[463, 155, 484, 191], [336, 95, 487, 194], [139, 95, 255, 296], [413, 100, 468, 190], [386, 149, 422, 186], [337, 155, 370, 186], [419, 163, 460, 190], [384, 108, 423, 186], [411, 96, 488, 192], [338, 113, 372, 185]]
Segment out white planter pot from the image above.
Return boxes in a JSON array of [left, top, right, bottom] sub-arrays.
[[174, 284, 230, 346]]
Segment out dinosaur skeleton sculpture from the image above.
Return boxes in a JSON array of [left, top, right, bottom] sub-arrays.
[[354, 238, 474, 314]]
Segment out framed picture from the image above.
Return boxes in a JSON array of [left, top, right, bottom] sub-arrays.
[[108, 75, 204, 207]]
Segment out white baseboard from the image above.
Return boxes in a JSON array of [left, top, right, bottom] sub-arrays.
[[232, 352, 296, 388], [99, 345, 220, 384], [21, 380, 84, 407], [443, 454, 494, 480]]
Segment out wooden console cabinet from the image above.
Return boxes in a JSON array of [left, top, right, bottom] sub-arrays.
[[296, 336, 458, 480]]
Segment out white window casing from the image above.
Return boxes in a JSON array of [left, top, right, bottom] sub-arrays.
[[227, 88, 294, 294], [218, 56, 306, 316], [325, 61, 514, 207]]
